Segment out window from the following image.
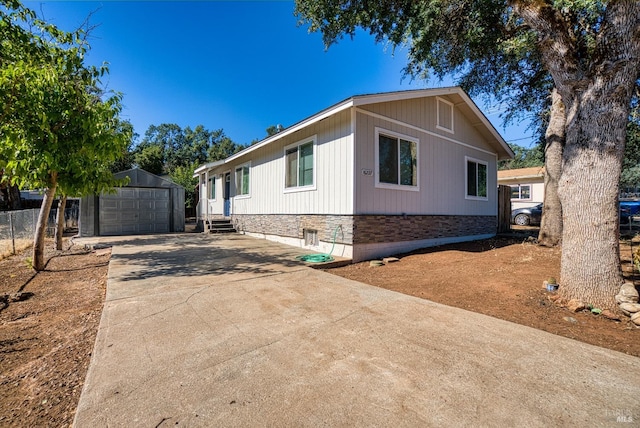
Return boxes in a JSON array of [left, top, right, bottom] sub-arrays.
[[510, 184, 531, 200], [466, 157, 488, 199], [437, 97, 454, 133], [235, 163, 250, 196], [376, 128, 419, 189], [285, 137, 315, 190], [208, 175, 216, 200]]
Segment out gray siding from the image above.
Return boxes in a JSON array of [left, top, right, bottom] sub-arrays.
[[354, 96, 498, 216]]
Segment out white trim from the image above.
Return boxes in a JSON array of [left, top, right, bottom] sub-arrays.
[[234, 161, 251, 199], [374, 127, 420, 192], [350, 107, 357, 214], [223, 170, 232, 216], [226, 101, 353, 163], [224, 87, 510, 164], [283, 135, 317, 193], [510, 184, 532, 201], [194, 159, 224, 176], [436, 97, 455, 134], [192, 87, 514, 176], [465, 156, 489, 201], [356, 108, 497, 158], [207, 174, 217, 201]]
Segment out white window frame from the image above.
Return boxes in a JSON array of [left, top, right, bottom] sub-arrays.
[[510, 184, 531, 201], [234, 162, 251, 199], [465, 156, 489, 200], [436, 96, 455, 134], [207, 174, 216, 201], [284, 135, 317, 193], [374, 127, 420, 191]]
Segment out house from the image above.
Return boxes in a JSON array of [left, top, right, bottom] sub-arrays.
[[80, 168, 185, 236], [194, 87, 514, 262], [497, 167, 545, 210]]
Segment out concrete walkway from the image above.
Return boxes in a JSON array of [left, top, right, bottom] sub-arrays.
[[73, 233, 640, 427]]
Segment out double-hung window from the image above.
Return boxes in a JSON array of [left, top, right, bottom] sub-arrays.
[[235, 163, 250, 196], [466, 157, 488, 199], [510, 184, 531, 200], [285, 137, 315, 190], [375, 128, 419, 190], [208, 175, 216, 200]]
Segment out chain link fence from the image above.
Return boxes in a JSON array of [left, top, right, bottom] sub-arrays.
[[0, 202, 79, 258], [0, 209, 39, 257]]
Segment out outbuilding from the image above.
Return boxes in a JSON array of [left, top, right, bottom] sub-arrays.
[[80, 168, 185, 236]]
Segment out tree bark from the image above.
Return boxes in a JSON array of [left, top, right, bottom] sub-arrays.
[[33, 174, 57, 271], [513, 0, 640, 310], [557, 90, 628, 309], [7, 184, 22, 210], [538, 89, 564, 247], [54, 195, 66, 251]]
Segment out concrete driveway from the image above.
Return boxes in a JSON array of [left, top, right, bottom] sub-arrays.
[[73, 233, 640, 427]]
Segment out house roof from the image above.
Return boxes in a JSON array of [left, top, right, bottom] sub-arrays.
[[497, 167, 545, 181], [196, 87, 514, 173]]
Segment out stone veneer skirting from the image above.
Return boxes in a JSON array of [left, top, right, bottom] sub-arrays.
[[231, 214, 496, 246]]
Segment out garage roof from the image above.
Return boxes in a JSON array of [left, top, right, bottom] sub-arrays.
[[114, 168, 184, 189]]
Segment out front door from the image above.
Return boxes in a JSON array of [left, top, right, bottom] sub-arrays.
[[224, 172, 231, 217]]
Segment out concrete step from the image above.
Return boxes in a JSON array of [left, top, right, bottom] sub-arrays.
[[206, 219, 236, 234]]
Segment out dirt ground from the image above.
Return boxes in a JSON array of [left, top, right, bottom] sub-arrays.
[[0, 239, 108, 427], [1, 232, 639, 426], [327, 231, 640, 357]]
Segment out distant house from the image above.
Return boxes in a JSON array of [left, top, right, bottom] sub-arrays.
[[497, 167, 545, 210], [194, 87, 514, 262]]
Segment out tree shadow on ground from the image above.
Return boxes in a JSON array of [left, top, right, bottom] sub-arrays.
[[86, 233, 316, 283]]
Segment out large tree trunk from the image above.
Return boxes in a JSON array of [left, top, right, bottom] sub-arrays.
[[54, 195, 67, 251], [33, 174, 57, 271], [557, 89, 629, 310], [515, 0, 640, 311], [538, 89, 564, 247]]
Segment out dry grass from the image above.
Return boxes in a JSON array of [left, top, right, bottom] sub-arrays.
[[0, 239, 32, 261]]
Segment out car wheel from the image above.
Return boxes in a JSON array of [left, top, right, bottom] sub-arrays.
[[514, 213, 530, 226]]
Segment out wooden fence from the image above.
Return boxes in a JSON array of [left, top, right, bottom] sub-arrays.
[[497, 185, 511, 233]]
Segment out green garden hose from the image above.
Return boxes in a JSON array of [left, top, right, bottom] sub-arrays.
[[295, 225, 341, 263]]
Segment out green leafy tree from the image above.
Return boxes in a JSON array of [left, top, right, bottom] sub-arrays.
[[621, 109, 640, 191], [169, 163, 198, 208], [110, 122, 138, 173], [134, 124, 242, 174], [295, 0, 640, 311], [134, 143, 165, 175], [0, 0, 131, 270], [498, 143, 543, 170]]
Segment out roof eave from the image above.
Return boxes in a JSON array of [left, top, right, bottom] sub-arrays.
[[225, 98, 355, 164], [193, 160, 224, 176]]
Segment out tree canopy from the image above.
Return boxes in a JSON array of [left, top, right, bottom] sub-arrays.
[[132, 123, 243, 206], [0, 0, 132, 269], [295, 0, 640, 311]]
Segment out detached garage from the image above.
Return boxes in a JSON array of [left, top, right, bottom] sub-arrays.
[[80, 168, 185, 236]]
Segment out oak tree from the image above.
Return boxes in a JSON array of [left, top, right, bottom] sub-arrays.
[[295, 0, 640, 310]]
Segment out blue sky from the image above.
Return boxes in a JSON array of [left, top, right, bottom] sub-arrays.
[[24, 1, 535, 147]]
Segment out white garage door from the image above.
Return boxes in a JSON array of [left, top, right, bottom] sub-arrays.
[[99, 187, 170, 235]]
